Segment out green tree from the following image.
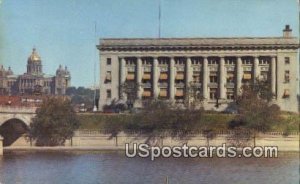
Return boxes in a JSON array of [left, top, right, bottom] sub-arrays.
[[66, 86, 99, 110], [120, 81, 140, 109], [185, 82, 204, 110], [30, 97, 80, 146], [124, 100, 204, 143], [231, 80, 281, 145]]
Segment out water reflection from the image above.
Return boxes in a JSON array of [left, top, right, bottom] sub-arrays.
[[0, 151, 298, 184]]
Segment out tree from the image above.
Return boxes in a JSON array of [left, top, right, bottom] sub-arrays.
[[185, 82, 204, 110], [124, 100, 204, 145], [120, 81, 140, 109], [30, 97, 80, 146], [66, 86, 99, 110], [231, 80, 282, 146]]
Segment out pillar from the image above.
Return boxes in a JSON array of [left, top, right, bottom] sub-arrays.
[[271, 56, 276, 96], [0, 135, 3, 155], [136, 57, 142, 99], [254, 56, 259, 83], [119, 57, 126, 99], [219, 57, 226, 99], [169, 57, 175, 100], [186, 57, 191, 88], [202, 57, 208, 99], [153, 57, 159, 98], [236, 57, 242, 96]]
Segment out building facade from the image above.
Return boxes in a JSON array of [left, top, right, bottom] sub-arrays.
[[98, 25, 299, 112], [0, 48, 71, 96]]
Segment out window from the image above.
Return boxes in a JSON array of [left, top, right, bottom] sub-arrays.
[[106, 89, 111, 99], [283, 89, 290, 98], [242, 58, 252, 65], [192, 71, 201, 83], [242, 71, 252, 83], [208, 59, 218, 65], [142, 57, 152, 65], [158, 57, 169, 65], [159, 72, 168, 81], [126, 72, 135, 81], [260, 71, 269, 81], [284, 71, 290, 83], [226, 88, 235, 100], [125, 58, 136, 66], [209, 88, 217, 100], [106, 58, 111, 65], [175, 88, 184, 99], [209, 71, 218, 83], [142, 72, 151, 82], [284, 57, 290, 64], [175, 71, 185, 82], [175, 58, 185, 65], [191, 57, 202, 65], [105, 71, 111, 83], [159, 88, 168, 98], [225, 58, 235, 65], [226, 72, 235, 83], [259, 57, 270, 65], [142, 88, 152, 99]]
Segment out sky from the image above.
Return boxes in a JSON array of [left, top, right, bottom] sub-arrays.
[[0, 0, 298, 87]]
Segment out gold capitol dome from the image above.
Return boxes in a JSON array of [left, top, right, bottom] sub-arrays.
[[28, 47, 41, 62]]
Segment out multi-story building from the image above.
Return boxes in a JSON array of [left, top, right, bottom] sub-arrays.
[[0, 48, 71, 96], [98, 25, 299, 112]]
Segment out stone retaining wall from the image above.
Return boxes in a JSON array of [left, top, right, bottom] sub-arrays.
[[5, 132, 299, 152]]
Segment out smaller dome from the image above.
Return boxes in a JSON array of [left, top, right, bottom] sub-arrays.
[[28, 48, 41, 62]]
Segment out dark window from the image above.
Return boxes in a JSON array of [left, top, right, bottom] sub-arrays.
[[226, 89, 235, 100], [209, 88, 217, 100], [105, 71, 111, 83], [106, 89, 111, 99], [226, 72, 235, 83], [284, 71, 290, 83], [209, 72, 218, 83], [284, 57, 290, 64], [106, 58, 111, 65]]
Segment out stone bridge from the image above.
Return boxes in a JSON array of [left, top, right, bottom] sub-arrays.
[[0, 106, 37, 127], [0, 106, 37, 154]]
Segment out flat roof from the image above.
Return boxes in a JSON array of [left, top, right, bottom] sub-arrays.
[[98, 37, 299, 51]]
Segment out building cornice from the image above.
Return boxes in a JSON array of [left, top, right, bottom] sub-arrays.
[[98, 37, 299, 51]]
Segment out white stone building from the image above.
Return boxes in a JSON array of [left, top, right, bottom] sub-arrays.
[[98, 25, 299, 112]]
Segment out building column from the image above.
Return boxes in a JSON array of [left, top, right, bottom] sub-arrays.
[[254, 56, 259, 83], [169, 57, 175, 100], [236, 57, 242, 96], [136, 57, 142, 99], [202, 57, 208, 99], [271, 56, 276, 96], [119, 57, 126, 99], [219, 57, 226, 99], [186, 57, 191, 86], [153, 57, 159, 98]]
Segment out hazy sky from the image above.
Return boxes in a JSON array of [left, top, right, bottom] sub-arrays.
[[0, 0, 298, 87]]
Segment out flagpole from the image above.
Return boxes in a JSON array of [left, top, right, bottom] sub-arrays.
[[158, 0, 161, 38], [93, 21, 98, 112]]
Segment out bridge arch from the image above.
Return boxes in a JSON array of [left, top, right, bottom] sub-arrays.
[[0, 116, 32, 146], [0, 114, 33, 127]]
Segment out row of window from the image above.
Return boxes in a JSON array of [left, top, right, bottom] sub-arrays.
[[105, 71, 276, 84], [105, 87, 290, 100], [106, 57, 291, 66]]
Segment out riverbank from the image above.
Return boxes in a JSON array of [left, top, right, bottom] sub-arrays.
[[4, 131, 299, 152]]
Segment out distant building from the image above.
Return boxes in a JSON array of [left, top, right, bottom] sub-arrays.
[[0, 48, 71, 96], [98, 25, 299, 112]]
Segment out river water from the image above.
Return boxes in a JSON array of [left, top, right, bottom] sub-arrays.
[[0, 151, 298, 184]]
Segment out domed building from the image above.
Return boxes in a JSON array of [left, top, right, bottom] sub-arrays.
[[0, 48, 71, 96]]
